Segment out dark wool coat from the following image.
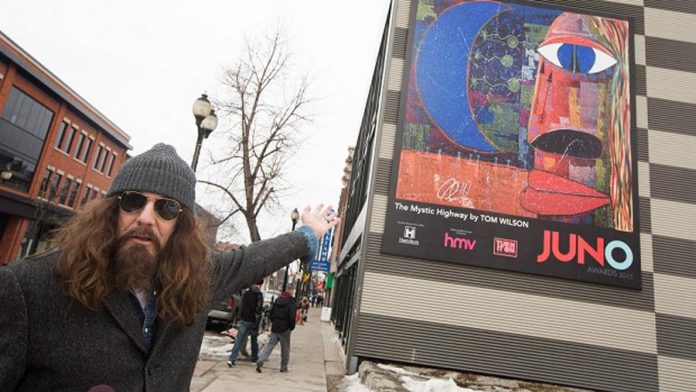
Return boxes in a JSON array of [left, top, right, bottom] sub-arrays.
[[0, 231, 309, 391]]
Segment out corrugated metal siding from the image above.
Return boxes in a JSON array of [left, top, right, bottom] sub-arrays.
[[653, 273, 696, 318], [658, 356, 696, 392], [640, 232, 654, 272], [348, 0, 696, 391], [646, 66, 696, 104], [656, 313, 696, 360], [638, 161, 651, 197], [650, 163, 696, 203], [639, 196, 652, 233], [387, 58, 403, 92], [651, 198, 696, 241], [368, 194, 388, 235], [646, 0, 696, 14], [373, 158, 392, 195], [652, 235, 696, 278], [383, 90, 401, 125], [637, 127, 650, 162], [646, 37, 696, 73], [644, 7, 696, 42], [648, 130, 696, 170], [378, 124, 396, 160], [647, 98, 696, 137], [354, 313, 659, 392], [392, 28, 408, 59], [361, 272, 657, 353]]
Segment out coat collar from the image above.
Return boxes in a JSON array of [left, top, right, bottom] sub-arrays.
[[103, 290, 148, 354]]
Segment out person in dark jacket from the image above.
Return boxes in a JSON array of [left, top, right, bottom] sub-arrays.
[[0, 143, 340, 392], [255, 290, 296, 373], [227, 280, 264, 366]]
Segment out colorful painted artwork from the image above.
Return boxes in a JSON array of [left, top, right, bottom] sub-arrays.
[[384, 0, 640, 288]]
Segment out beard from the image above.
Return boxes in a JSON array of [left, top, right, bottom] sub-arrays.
[[111, 226, 162, 291]]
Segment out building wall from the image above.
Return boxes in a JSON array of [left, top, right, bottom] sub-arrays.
[[352, 1, 696, 391], [0, 33, 130, 263]]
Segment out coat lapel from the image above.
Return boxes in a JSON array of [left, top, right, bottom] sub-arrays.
[[103, 290, 147, 354]]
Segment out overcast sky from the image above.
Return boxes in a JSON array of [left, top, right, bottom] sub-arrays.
[[0, 0, 391, 242]]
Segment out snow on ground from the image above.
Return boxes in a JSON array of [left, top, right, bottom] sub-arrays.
[[198, 334, 233, 361], [342, 373, 374, 392], [401, 376, 483, 392], [338, 363, 487, 392]]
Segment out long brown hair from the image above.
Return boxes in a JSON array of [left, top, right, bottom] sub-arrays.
[[54, 196, 210, 325]]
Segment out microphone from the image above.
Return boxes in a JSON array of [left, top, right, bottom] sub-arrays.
[[87, 385, 115, 392]]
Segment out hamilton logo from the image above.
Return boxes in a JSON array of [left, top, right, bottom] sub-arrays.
[[399, 226, 419, 245]]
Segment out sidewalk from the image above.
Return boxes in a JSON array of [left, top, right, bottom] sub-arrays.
[[191, 307, 346, 392]]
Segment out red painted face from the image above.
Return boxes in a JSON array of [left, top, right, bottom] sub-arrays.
[[528, 13, 619, 177], [521, 12, 630, 221]]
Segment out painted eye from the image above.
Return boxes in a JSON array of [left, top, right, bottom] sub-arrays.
[[538, 42, 617, 74]]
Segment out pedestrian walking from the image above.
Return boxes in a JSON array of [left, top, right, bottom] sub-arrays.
[[310, 289, 317, 307], [299, 296, 310, 323], [255, 291, 296, 373], [0, 143, 340, 392], [227, 280, 264, 366]]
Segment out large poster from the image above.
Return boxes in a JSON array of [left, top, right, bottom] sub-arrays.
[[383, 0, 640, 288]]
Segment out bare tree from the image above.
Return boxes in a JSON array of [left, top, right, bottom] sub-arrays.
[[208, 28, 311, 242]]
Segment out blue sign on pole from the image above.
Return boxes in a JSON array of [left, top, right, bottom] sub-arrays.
[[308, 261, 330, 272], [318, 227, 333, 262]]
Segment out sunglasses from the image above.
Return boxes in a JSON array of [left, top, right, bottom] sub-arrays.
[[117, 191, 182, 221]]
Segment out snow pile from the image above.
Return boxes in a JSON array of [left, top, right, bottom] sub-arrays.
[[401, 376, 481, 392], [342, 373, 374, 392]]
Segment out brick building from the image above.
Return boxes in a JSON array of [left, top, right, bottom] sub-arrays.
[[0, 31, 131, 264]]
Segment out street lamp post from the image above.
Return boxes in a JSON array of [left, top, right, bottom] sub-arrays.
[[282, 208, 300, 292], [191, 93, 218, 172]]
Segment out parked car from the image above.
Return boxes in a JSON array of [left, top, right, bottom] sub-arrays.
[[206, 291, 242, 330]]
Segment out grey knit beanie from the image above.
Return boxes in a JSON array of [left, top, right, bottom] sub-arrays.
[[106, 143, 196, 211]]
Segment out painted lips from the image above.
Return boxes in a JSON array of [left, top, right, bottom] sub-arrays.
[[521, 170, 610, 216]]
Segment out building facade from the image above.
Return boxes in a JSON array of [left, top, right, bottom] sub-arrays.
[[0, 31, 131, 264], [331, 1, 696, 391]]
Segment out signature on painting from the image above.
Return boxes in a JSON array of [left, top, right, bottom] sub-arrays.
[[437, 177, 474, 208]]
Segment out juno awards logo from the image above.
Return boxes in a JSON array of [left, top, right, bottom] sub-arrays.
[[399, 225, 420, 246]]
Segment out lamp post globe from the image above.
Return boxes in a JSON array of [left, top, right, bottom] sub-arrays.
[[282, 208, 300, 292], [192, 93, 212, 125], [191, 93, 218, 172]]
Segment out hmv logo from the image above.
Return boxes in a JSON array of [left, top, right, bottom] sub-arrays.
[[537, 230, 633, 270], [443, 232, 476, 250]]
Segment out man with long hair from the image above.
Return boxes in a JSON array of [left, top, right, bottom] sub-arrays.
[[0, 143, 339, 391]]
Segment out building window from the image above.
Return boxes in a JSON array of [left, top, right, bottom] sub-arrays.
[[54, 121, 68, 149], [51, 172, 63, 201], [80, 138, 94, 163], [106, 153, 117, 177], [80, 184, 92, 206], [38, 168, 53, 198], [0, 86, 55, 192], [99, 149, 110, 172], [62, 125, 77, 153], [92, 145, 104, 169], [59, 177, 72, 205], [73, 133, 86, 159], [68, 181, 80, 207]]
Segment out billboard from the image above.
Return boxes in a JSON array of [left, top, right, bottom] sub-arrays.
[[383, 0, 640, 288]]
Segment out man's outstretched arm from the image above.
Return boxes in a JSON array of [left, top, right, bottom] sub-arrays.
[[209, 204, 340, 302]]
